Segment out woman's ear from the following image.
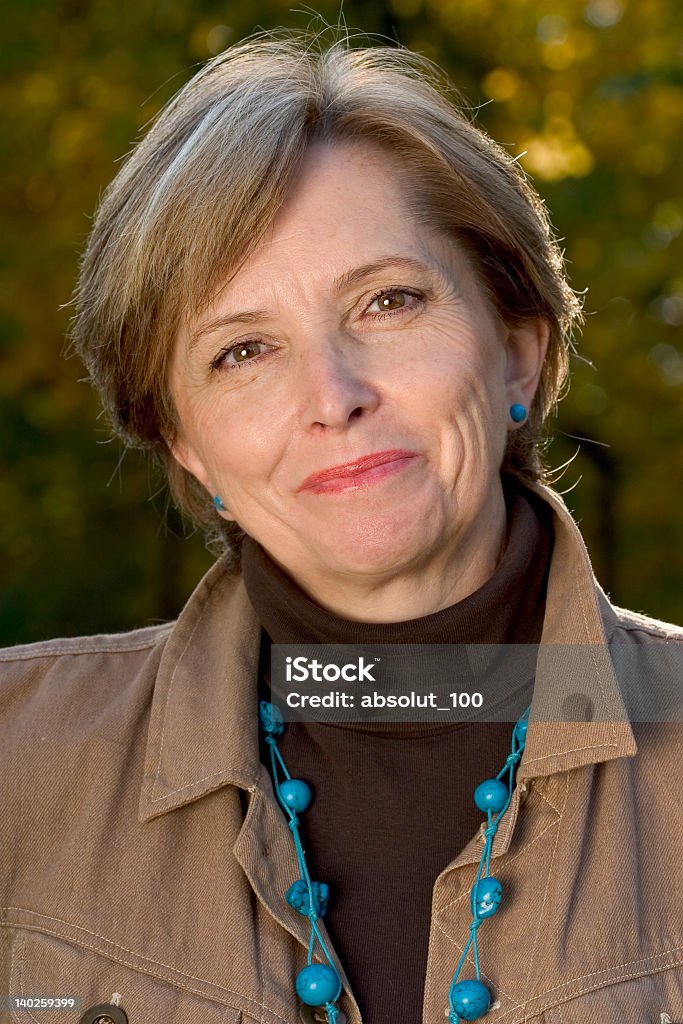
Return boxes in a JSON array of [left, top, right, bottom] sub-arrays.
[[504, 318, 550, 414], [168, 438, 232, 517], [167, 435, 213, 495]]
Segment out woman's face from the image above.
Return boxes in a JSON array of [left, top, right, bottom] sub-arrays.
[[170, 141, 547, 611]]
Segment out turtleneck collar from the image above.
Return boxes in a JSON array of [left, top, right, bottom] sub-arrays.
[[242, 475, 554, 647]]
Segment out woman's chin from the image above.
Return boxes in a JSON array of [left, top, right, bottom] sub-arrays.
[[299, 512, 447, 582]]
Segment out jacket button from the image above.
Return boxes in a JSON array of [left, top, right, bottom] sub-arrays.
[[299, 1004, 347, 1023], [79, 1004, 129, 1024]]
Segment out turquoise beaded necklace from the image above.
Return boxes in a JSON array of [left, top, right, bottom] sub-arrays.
[[259, 700, 530, 1023]]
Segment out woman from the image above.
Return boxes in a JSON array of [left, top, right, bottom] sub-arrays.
[[2, 30, 682, 1024]]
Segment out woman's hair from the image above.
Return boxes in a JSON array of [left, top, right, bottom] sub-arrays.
[[70, 28, 583, 564]]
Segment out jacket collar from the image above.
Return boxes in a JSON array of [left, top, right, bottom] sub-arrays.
[[138, 481, 636, 823], [139, 561, 263, 821], [516, 481, 636, 783]]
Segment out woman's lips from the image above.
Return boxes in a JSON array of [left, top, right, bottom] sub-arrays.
[[298, 449, 419, 494]]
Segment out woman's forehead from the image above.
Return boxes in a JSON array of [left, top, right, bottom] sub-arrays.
[[194, 143, 469, 310], [248, 142, 418, 259]]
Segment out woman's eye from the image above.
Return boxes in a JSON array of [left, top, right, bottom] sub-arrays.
[[213, 339, 268, 369], [365, 289, 423, 316]]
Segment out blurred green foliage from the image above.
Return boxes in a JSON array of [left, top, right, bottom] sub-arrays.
[[1, 0, 681, 644]]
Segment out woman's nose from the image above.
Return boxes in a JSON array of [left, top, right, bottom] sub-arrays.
[[296, 335, 380, 432]]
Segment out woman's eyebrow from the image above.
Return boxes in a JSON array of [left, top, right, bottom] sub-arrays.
[[189, 308, 272, 351], [189, 254, 445, 351], [332, 254, 445, 291]]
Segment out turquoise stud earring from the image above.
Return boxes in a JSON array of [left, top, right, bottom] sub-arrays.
[[509, 403, 527, 423], [213, 495, 227, 512]]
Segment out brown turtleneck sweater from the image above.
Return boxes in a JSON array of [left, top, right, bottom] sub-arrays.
[[242, 479, 553, 1023]]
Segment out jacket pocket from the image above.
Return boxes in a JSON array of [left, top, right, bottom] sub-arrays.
[[539, 967, 683, 1024], [9, 929, 248, 1024]]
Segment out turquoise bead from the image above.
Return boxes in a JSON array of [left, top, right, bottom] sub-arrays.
[[259, 700, 285, 737], [449, 979, 491, 1020], [513, 716, 529, 748], [470, 876, 503, 919], [286, 879, 329, 918], [280, 778, 312, 813], [509, 403, 527, 423], [295, 964, 341, 1006], [473, 778, 509, 813]]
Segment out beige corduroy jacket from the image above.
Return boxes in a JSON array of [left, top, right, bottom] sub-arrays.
[[2, 481, 683, 1024]]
